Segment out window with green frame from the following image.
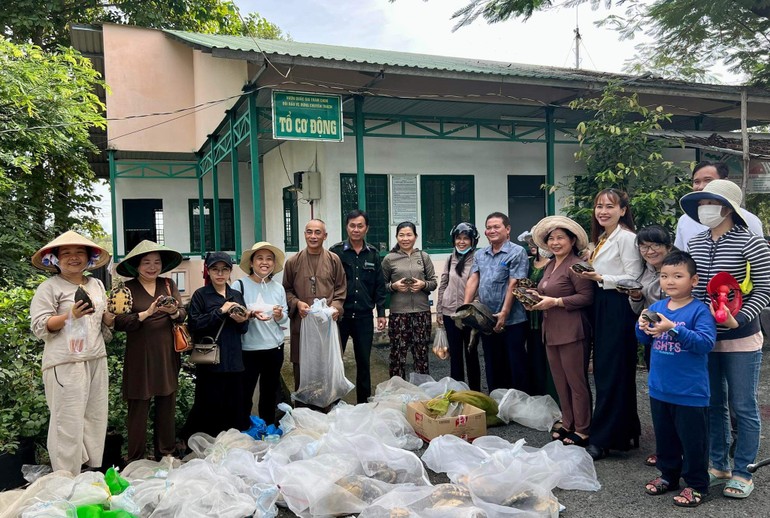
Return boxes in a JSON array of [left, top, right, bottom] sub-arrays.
[[188, 199, 235, 252], [283, 187, 299, 252], [339, 174, 389, 252], [420, 175, 475, 250]]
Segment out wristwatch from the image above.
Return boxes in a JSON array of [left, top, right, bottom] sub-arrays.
[[668, 326, 680, 338]]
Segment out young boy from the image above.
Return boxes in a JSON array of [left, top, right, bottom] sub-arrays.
[[636, 250, 717, 508]]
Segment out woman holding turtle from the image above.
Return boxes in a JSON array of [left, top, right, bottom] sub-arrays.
[[30, 231, 114, 475], [114, 240, 186, 462]]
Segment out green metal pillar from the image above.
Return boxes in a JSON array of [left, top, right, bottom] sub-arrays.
[[212, 158, 221, 252], [354, 95, 366, 211], [197, 161, 206, 257], [545, 107, 556, 216], [248, 92, 263, 242], [108, 150, 118, 257], [230, 111, 243, 257]]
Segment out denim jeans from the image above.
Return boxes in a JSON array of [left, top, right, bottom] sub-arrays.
[[708, 349, 763, 480]]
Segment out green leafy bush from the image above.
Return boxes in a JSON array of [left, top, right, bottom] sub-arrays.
[[0, 281, 49, 454]]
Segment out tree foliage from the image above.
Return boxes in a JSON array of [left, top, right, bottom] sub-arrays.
[[450, 0, 770, 84], [561, 83, 691, 233], [0, 0, 282, 50], [0, 38, 107, 285]]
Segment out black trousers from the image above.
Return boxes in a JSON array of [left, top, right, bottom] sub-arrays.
[[242, 346, 284, 426], [480, 321, 528, 392], [650, 397, 710, 493], [442, 315, 481, 391], [181, 369, 243, 442], [339, 316, 374, 403]]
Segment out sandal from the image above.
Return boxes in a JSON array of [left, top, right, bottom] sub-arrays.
[[645, 477, 676, 496], [723, 478, 754, 499], [644, 453, 657, 467], [708, 471, 730, 487], [562, 432, 589, 447], [673, 487, 703, 507], [550, 421, 566, 440]]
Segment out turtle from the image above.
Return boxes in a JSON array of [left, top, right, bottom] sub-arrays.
[[157, 295, 178, 308], [364, 461, 400, 484], [570, 262, 595, 274], [335, 474, 385, 503], [107, 279, 133, 314], [451, 302, 496, 335], [228, 303, 249, 318], [516, 278, 537, 289], [74, 284, 93, 309], [615, 278, 643, 294], [513, 287, 541, 307], [640, 309, 661, 324], [429, 484, 473, 508], [501, 489, 559, 515]]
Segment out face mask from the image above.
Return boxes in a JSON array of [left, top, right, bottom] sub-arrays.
[[698, 205, 726, 229], [539, 248, 552, 258], [455, 246, 472, 256]]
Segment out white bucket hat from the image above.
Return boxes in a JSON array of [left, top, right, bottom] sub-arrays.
[[679, 179, 747, 227]]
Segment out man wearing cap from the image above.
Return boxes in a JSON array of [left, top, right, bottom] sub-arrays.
[[283, 219, 347, 390], [330, 209, 387, 404], [464, 212, 530, 392], [674, 160, 764, 251]]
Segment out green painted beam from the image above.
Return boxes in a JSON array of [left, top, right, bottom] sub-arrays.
[[249, 93, 263, 242], [108, 150, 118, 257], [354, 95, 366, 211], [211, 138, 221, 252], [545, 107, 556, 216], [230, 111, 243, 258], [197, 161, 206, 257]]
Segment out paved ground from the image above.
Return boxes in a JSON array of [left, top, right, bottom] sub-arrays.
[[276, 330, 770, 517]]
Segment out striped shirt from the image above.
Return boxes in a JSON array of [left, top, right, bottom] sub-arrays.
[[689, 226, 770, 340]]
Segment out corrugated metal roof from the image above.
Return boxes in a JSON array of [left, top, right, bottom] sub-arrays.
[[162, 29, 765, 98]]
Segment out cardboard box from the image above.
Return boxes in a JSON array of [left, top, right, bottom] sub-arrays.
[[406, 401, 486, 443]]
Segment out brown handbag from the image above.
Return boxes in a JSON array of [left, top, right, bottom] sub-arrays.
[[164, 279, 192, 353]]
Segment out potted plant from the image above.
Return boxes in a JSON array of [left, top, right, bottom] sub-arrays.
[[0, 282, 49, 490]]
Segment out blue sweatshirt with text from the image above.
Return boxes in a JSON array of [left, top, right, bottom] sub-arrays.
[[636, 298, 716, 407]]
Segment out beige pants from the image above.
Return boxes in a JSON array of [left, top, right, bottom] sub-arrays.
[[42, 358, 108, 475]]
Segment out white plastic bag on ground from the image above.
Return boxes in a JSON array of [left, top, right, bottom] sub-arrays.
[[292, 298, 354, 407], [411, 374, 470, 397], [371, 376, 430, 413], [329, 402, 423, 451], [359, 484, 488, 518], [492, 388, 561, 431]]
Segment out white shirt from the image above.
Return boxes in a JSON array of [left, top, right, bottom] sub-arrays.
[[591, 226, 644, 290], [674, 210, 764, 251]]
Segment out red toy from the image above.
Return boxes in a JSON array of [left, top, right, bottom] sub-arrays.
[[706, 272, 743, 323]]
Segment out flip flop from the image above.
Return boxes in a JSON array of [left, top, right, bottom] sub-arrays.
[[644, 453, 657, 467], [645, 477, 676, 496], [723, 478, 754, 499], [709, 471, 730, 487], [562, 432, 589, 447]]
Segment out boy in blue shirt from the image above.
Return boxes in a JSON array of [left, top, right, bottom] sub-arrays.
[[636, 250, 716, 507]]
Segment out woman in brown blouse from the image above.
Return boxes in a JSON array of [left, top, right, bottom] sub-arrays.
[[527, 216, 594, 447], [114, 240, 185, 462]]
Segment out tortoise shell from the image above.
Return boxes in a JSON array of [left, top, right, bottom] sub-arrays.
[[616, 279, 643, 293], [75, 284, 93, 309], [516, 278, 537, 289], [228, 303, 249, 318], [570, 262, 595, 274], [335, 475, 385, 503], [641, 309, 661, 324], [107, 279, 133, 314], [157, 295, 177, 308], [513, 287, 541, 307]]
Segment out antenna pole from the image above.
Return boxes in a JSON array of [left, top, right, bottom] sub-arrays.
[[574, 8, 581, 69]]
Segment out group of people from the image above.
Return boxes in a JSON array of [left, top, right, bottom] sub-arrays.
[[27, 161, 768, 509]]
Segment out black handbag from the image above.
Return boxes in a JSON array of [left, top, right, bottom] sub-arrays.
[[189, 316, 226, 365]]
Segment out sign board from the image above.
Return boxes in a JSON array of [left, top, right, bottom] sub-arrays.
[[272, 91, 343, 142], [391, 175, 419, 224]]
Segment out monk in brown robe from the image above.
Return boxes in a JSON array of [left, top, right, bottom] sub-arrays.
[[283, 219, 347, 389]]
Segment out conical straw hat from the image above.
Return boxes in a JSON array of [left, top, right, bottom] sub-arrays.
[[115, 240, 183, 278], [31, 230, 111, 272]]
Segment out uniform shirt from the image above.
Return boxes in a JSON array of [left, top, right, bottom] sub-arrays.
[[330, 240, 387, 319], [471, 241, 529, 326]]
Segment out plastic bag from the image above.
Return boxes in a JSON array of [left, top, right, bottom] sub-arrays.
[[292, 298, 354, 408], [22, 464, 52, 483], [432, 326, 449, 359], [358, 484, 487, 518], [492, 388, 562, 431], [329, 402, 423, 451], [65, 315, 87, 353]]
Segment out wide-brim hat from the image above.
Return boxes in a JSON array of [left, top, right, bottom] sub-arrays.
[[239, 241, 285, 275], [115, 240, 183, 278], [680, 179, 747, 227], [31, 230, 111, 272], [531, 216, 589, 253]]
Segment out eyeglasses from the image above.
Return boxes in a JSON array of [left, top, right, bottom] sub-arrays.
[[310, 275, 317, 295], [638, 243, 665, 253], [209, 267, 231, 275]]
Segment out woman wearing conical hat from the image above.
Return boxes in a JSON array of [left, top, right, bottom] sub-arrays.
[[30, 230, 113, 476], [113, 240, 185, 462]]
